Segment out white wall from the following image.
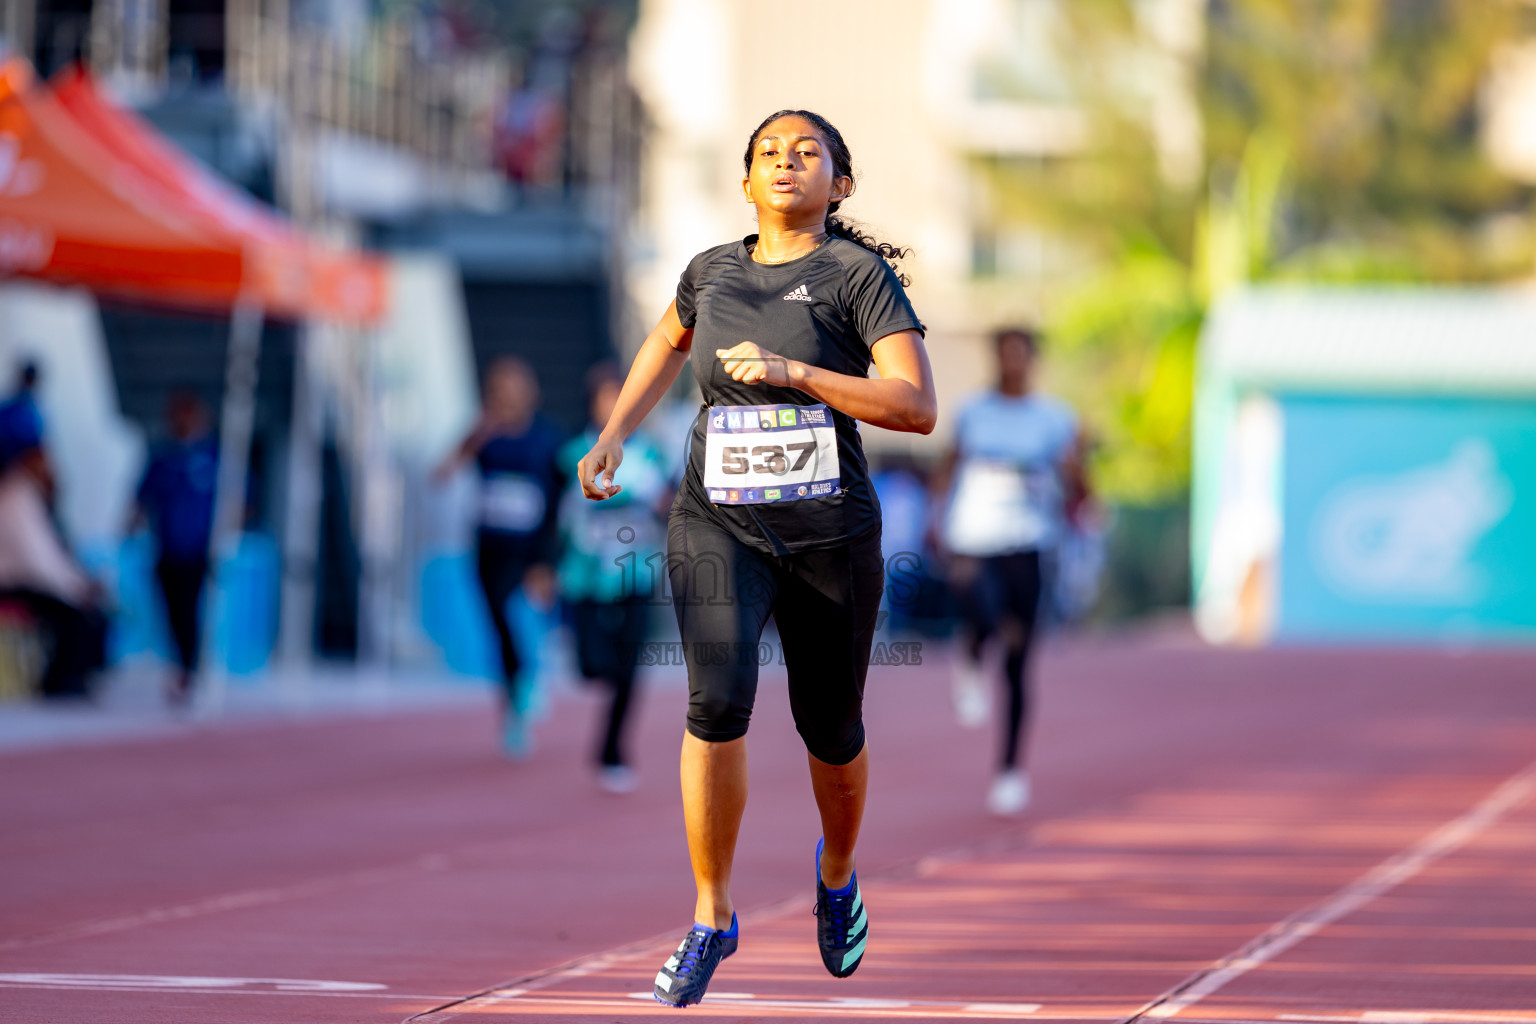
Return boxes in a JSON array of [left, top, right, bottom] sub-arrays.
[[0, 281, 143, 552]]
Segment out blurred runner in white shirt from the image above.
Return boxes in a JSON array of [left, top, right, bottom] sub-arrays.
[[938, 327, 1088, 815]]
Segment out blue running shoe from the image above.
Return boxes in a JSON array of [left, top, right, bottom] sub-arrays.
[[814, 837, 868, 978], [653, 914, 738, 1007]]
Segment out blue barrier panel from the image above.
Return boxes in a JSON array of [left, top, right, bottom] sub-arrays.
[[92, 533, 278, 674], [1279, 396, 1536, 643], [419, 553, 560, 702], [421, 554, 499, 679]]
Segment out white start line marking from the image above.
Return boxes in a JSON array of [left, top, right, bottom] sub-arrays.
[[0, 974, 382, 992], [621, 992, 1043, 1014], [0, 974, 452, 1001]]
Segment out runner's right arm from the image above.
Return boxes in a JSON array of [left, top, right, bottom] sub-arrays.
[[577, 301, 694, 500]]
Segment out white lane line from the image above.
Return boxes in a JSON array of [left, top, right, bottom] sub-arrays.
[[0, 973, 385, 992], [0, 853, 454, 953], [621, 993, 1040, 1015], [1125, 758, 1536, 1022], [623, 994, 1044, 1019], [625, 992, 923, 1010]]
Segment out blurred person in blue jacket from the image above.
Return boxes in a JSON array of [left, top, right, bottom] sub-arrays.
[[436, 357, 565, 759], [129, 390, 218, 706], [556, 363, 669, 793], [937, 326, 1089, 817], [0, 360, 48, 486]]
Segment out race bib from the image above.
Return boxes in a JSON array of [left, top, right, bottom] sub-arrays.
[[943, 459, 1052, 555], [702, 403, 840, 505], [480, 473, 547, 532]]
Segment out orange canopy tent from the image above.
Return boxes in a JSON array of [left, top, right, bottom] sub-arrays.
[[0, 59, 255, 312], [47, 64, 387, 325], [0, 58, 387, 325]]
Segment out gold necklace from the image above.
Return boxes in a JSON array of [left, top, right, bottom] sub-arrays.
[[754, 235, 827, 265]]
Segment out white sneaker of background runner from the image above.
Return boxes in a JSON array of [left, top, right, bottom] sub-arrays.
[[987, 770, 1030, 816], [951, 660, 989, 728], [599, 765, 638, 794]]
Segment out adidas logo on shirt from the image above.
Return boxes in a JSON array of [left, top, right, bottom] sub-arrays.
[[782, 284, 812, 302]]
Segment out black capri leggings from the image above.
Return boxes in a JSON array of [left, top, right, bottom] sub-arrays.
[[667, 510, 885, 765]]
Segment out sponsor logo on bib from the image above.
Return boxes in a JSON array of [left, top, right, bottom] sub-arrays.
[[758, 411, 776, 430], [797, 485, 809, 497], [709, 489, 726, 501], [766, 488, 782, 500], [726, 411, 741, 429], [810, 481, 835, 496], [800, 407, 828, 425], [778, 409, 797, 427]]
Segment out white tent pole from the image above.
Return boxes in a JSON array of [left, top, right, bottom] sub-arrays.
[[201, 296, 264, 715], [354, 324, 395, 689], [278, 319, 320, 686]]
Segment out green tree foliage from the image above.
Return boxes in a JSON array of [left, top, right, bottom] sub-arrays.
[[985, 0, 1536, 503]]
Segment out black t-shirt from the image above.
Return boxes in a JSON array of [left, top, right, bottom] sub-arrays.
[[672, 234, 925, 555]]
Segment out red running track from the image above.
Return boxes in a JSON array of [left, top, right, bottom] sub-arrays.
[[1, 632, 1534, 1024]]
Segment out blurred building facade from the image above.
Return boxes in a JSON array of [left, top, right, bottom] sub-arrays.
[[625, 0, 1203, 454]]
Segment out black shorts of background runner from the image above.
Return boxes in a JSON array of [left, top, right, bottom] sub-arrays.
[[572, 594, 650, 768], [476, 529, 540, 694], [667, 509, 884, 766], [951, 550, 1043, 770]]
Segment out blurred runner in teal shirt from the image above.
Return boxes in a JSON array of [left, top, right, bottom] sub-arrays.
[[557, 363, 669, 793]]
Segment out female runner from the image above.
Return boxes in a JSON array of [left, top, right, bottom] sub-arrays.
[[576, 109, 936, 1006]]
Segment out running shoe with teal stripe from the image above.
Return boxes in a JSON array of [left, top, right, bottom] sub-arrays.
[[813, 837, 868, 978], [653, 914, 737, 1007]]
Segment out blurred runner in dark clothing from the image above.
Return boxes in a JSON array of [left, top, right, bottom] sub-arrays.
[[130, 391, 218, 706], [437, 357, 565, 759]]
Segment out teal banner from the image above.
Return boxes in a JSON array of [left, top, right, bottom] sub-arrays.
[[1279, 396, 1536, 643]]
